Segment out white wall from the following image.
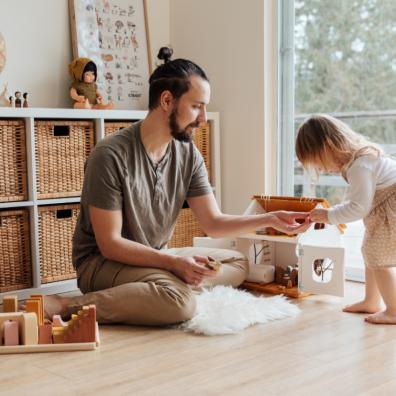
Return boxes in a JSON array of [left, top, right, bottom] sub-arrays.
[[0, 0, 72, 108], [0, 0, 169, 108], [145, 0, 170, 70], [170, 0, 267, 214]]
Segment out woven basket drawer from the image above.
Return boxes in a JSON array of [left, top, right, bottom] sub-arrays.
[[167, 123, 211, 248], [0, 209, 32, 292], [38, 204, 79, 283], [168, 208, 205, 248], [0, 119, 28, 202], [104, 121, 133, 136], [193, 122, 211, 182], [35, 120, 95, 199]]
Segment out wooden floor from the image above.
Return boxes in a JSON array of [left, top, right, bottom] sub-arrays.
[[1, 281, 396, 396]]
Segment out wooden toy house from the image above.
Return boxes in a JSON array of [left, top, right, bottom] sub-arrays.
[[236, 196, 346, 298]]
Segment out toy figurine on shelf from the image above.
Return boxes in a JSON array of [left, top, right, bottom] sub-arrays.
[[14, 91, 22, 107], [23, 92, 29, 107], [8, 95, 13, 107], [68, 57, 113, 110]]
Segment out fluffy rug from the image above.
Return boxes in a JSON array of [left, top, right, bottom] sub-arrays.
[[182, 286, 300, 336]]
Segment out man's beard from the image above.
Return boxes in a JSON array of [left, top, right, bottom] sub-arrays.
[[169, 108, 200, 142]]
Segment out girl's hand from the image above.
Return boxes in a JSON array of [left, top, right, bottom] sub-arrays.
[[310, 208, 329, 223], [77, 95, 86, 103]]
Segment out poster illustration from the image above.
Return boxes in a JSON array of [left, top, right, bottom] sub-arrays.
[[69, 0, 151, 110]]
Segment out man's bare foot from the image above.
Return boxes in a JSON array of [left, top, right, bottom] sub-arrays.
[[342, 300, 382, 314], [43, 295, 72, 320], [365, 310, 396, 324], [19, 295, 78, 320]]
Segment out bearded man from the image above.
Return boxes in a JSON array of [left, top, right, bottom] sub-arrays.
[[45, 47, 309, 326]]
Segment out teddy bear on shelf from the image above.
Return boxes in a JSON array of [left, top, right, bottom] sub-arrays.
[[68, 57, 113, 110]]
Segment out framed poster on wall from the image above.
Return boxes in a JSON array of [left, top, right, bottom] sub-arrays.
[[69, 0, 152, 110]]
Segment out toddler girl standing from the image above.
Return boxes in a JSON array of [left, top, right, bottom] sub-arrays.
[[296, 114, 396, 324]]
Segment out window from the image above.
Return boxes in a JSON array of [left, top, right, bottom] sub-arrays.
[[280, 0, 396, 281]]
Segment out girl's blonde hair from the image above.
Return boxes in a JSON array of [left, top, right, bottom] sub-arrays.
[[295, 114, 383, 171]]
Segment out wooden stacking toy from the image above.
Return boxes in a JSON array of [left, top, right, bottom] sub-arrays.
[[0, 294, 99, 354]]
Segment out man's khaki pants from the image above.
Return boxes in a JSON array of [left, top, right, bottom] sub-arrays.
[[72, 247, 248, 326]]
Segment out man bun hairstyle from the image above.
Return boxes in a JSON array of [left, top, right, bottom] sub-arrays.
[[148, 46, 209, 110], [157, 46, 173, 63]]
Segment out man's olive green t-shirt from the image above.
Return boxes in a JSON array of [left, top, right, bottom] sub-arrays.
[[72, 121, 212, 268]]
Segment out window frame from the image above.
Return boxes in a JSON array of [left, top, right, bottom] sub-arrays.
[[278, 0, 365, 282]]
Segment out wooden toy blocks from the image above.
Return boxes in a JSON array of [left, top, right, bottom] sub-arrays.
[[0, 294, 99, 354], [3, 295, 18, 313], [3, 320, 19, 346]]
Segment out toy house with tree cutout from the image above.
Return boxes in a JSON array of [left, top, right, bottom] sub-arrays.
[[236, 196, 346, 298]]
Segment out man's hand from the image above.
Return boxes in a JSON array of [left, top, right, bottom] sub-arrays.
[[169, 255, 217, 286], [269, 211, 311, 235], [310, 208, 329, 223]]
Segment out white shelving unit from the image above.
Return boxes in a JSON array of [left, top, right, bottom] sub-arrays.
[[0, 107, 221, 299]]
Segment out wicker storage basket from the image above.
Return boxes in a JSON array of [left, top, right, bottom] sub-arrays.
[[35, 120, 95, 199], [167, 123, 211, 247], [0, 209, 32, 292], [38, 204, 79, 283], [193, 122, 211, 181], [104, 121, 133, 136], [0, 119, 28, 202], [168, 208, 206, 248]]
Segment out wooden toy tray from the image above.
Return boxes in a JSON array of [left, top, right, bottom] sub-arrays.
[[242, 281, 311, 299], [0, 298, 100, 354], [0, 341, 99, 354]]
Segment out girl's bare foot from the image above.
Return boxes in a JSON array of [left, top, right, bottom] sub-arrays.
[[365, 310, 396, 324], [342, 300, 382, 314]]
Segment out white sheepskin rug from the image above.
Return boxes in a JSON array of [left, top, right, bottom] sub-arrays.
[[181, 286, 300, 336]]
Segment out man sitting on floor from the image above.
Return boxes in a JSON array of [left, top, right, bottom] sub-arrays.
[[45, 47, 310, 325]]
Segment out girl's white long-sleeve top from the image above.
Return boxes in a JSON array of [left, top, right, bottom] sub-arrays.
[[327, 154, 396, 225]]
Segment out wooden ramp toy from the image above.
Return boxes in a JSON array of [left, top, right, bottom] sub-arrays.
[[0, 294, 100, 354]]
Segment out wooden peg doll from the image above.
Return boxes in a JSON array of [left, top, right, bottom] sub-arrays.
[[14, 91, 22, 107], [23, 92, 29, 107]]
